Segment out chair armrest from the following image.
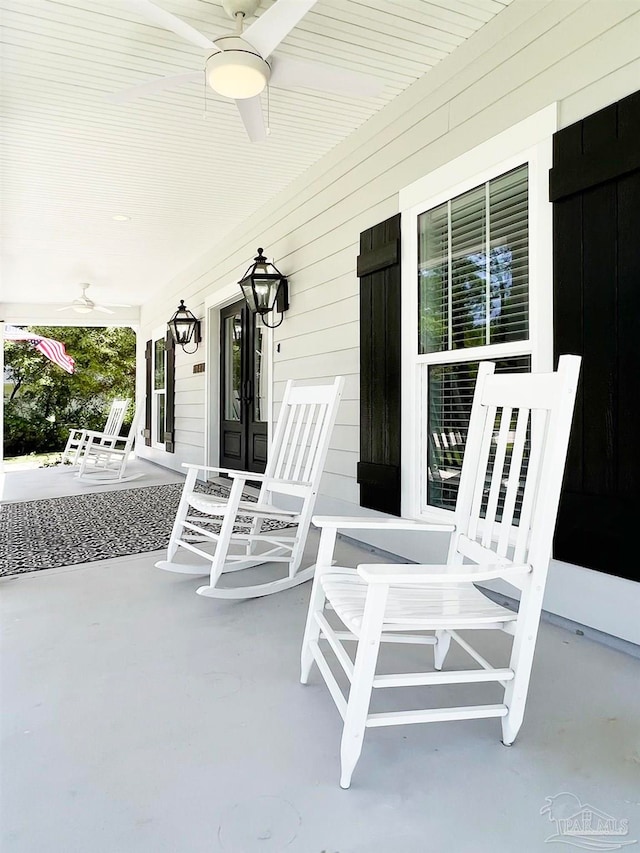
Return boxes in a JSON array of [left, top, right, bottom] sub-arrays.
[[181, 464, 311, 490], [86, 445, 128, 457], [84, 434, 126, 451], [229, 472, 312, 488], [83, 429, 118, 441], [312, 516, 455, 533], [182, 463, 248, 476], [357, 563, 531, 585]]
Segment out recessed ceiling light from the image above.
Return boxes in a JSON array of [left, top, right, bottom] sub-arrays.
[[112, 214, 130, 221]]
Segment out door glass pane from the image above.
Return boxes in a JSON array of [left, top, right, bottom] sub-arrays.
[[154, 338, 165, 390], [254, 323, 266, 422], [224, 313, 242, 421], [426, 355, 531, 511]]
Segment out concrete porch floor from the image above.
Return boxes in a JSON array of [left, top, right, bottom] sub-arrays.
[[1, 465, 639, 849], [1, 525, 639, 853], [1, 457, 184, 503]]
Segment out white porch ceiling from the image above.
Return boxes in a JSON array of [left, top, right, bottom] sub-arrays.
[[0, 0, 512, 309]]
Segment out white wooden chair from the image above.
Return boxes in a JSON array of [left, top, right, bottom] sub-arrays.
[[155, 377, 345, 599], [61, 398, 130, 466], [76, 404, 143, 484], [301, 356, 580, 788]]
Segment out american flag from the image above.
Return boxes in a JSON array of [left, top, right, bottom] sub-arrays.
[[4, 325, 76, 374]]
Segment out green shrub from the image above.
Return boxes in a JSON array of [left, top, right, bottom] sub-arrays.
[[3, 326, 136, 456]]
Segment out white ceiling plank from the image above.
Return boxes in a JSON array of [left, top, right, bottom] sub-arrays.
[[0, 0, 513, 304]]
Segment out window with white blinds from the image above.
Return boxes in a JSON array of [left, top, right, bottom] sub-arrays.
[[427, 356, 531, 511], [415, 164, 532, 513], [418, 164, 529, 355]]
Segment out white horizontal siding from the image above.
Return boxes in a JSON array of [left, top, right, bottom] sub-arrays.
[[174, 390, 206, 406], [319, 472, 359, 506], [136, 0, 640, 639], [276, 321, 358, 362], [139, 0, 640, 471]]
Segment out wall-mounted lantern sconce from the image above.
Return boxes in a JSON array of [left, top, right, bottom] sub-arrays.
[[168, 299, 202, 354], [238, 248, 289, 329]]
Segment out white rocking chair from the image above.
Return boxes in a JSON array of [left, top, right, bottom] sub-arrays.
[[61, 398, 130, 466], [76, 404, 143, 484], [155, 376, 345, 599], [301, 355, 580, 788]]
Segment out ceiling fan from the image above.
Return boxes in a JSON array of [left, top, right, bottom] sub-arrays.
[[57, 284, 133, 315], [111, 0, 384, 142]]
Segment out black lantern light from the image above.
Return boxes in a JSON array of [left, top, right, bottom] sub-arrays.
[[168, 299, 202, 353], [238, 248, 289, 328]]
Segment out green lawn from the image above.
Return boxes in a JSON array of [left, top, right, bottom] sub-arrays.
[[3, 452, 63, 470]]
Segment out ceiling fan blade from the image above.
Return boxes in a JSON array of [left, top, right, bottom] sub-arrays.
[[103, 302, 135, 308], [243, 0, 318, 59], [235, 96, 267, 142], [270, 56, 383, 98], [94, 306, 116, 315], [56, 305, 75, 312], [122, 0, 218, 51], [108, 71, 203, 103]]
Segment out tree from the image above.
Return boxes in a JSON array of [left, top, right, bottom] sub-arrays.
[[3, 326, 136, 457]]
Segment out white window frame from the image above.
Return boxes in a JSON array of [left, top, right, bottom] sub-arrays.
[[151, 324, 167, 451], [399, 105, 557, 521]]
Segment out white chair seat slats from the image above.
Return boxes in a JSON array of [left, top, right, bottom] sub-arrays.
[[320, 570, 516, 633]]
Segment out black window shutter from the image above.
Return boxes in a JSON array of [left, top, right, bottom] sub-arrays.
[[551, 89, 640, 582], [357, 213, 401, 516], [144, 339, 152, 447], [164, 330, 176, 453]]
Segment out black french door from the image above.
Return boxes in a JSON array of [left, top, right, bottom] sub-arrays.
[[219, 299, 268, 474]]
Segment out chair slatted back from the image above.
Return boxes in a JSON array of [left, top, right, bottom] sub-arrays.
[[262, 378, 344, 499], [120, 403, 144, 453], [101, 398, 130, 441], [451, 356, 580, 575]]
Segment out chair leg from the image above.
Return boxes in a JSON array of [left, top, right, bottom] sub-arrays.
[[501, 595, 541, 746], [300, 572, 327, 684], [167, 468, 198, 560], [433, 630, 452, 671], [501, 672, 530, 746], [301, 527, 337, 683], [62, 430, 80, 466], [288, 501, 315, 578], [206, 478, 244, 589], [339, 584, 388, 789], [247, 515, 264, 557], [501, 655, 535, 746]]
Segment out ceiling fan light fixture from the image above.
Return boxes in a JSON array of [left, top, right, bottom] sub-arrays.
[[206, 37, 270, 99], [72, 303, 93, 314]]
